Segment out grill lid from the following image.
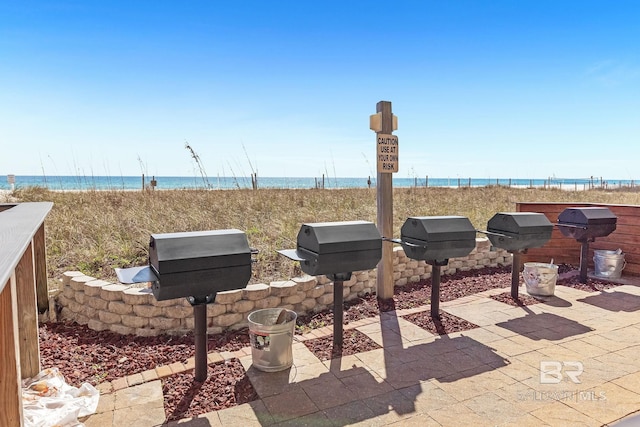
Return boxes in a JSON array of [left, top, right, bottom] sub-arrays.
[[149, 229, 251, 275], [399, 216, 477, 262], [557, 207, 617, 241], [278, 221, 382, 276], [557, 207, 617, 226], [400, 216, 476, 243], [295, 220, 382, 254], [487, 212, 553, 235], [485, 212, 553, 251], [116, 228, 253, 301]]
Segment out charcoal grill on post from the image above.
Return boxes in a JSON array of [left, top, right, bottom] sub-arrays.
[[483, 212, 553, 298], [557, 207, 617, 283], [278, 221, 382, 347], [391, 216, 477, 318], [115, 229, 254, 382]]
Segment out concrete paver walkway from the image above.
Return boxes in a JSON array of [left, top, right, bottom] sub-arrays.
[[82, 275, 640, 426]]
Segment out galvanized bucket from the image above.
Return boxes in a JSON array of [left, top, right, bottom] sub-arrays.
[[523, 262, 558, 297], [594, 250, 626, 279], [248, 308, 297, 372]]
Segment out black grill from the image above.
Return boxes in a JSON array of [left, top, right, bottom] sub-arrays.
[[278, 221, 382, 347], [147, 230, 252, 301], [487, 212, 553, 252], [394, 216, 476, 317], [399, 216, 477, 262], [278, 220, 382, 276], [115, 229, 254, 382], [483, 212, 553, 298], [557, 207, 618, 283]]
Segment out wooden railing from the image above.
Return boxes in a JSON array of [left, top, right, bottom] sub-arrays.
[[517, 202, 640, 276], [0, 202, 53, 427]]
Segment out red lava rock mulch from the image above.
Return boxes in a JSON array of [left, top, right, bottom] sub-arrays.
[[302, 329, 382, 361], [39, 321, 250, 387], [490, 291, 543, 306], [402, 310, 479, 335], [557, 273, 622, 292], [162, 359, 257, 422], [295, 265, 513, 333]]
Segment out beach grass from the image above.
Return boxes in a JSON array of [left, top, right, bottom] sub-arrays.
[[5, 185, 640, 289]]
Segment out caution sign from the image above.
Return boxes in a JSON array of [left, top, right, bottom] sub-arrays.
[[377, 134, 398, 173]]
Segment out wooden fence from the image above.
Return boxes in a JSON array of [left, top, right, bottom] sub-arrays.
[[0, 202, 53, 427], [517, 202, 640, 277]]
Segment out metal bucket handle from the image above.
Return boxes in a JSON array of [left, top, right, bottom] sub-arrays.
[[593, 256, 627, 268], [593, 256, 627, 272]]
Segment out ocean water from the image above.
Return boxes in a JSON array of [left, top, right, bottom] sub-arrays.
[[1, 175, 636, 191]]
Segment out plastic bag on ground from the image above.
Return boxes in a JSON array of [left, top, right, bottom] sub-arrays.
[[22, 367, 100, 427]]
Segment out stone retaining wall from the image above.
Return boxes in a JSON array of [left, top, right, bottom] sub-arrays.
[[54, 237, 511, 336]]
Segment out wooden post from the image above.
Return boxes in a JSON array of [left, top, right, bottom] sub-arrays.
[[0, 278, 22, 427], [375, 101, 395, 300], [34, 224, 48, 313], [15, 242, 40, 378]]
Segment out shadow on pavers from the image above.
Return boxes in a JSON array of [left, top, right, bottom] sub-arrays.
[[495, 312, 594, 340], [238, 311, 510, 425], [374, 308, 510, 418], [538, 295, 573, 308], [577, 291, 640, 313]]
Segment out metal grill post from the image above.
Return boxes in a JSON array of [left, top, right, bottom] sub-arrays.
[[430, 265, 441, 318], [193, 303, 207, 382], [330, 272, 351, 348], [333, 280, 344, 347], [579, 240, 590, 284], [511, 252, 521, 299], [429, 260, 448, 318]]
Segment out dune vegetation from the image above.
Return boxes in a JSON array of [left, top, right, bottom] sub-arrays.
[[6, 185, 640, 289]]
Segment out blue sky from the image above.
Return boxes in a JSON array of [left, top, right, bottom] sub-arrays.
[[1, 1, 639, 180]]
